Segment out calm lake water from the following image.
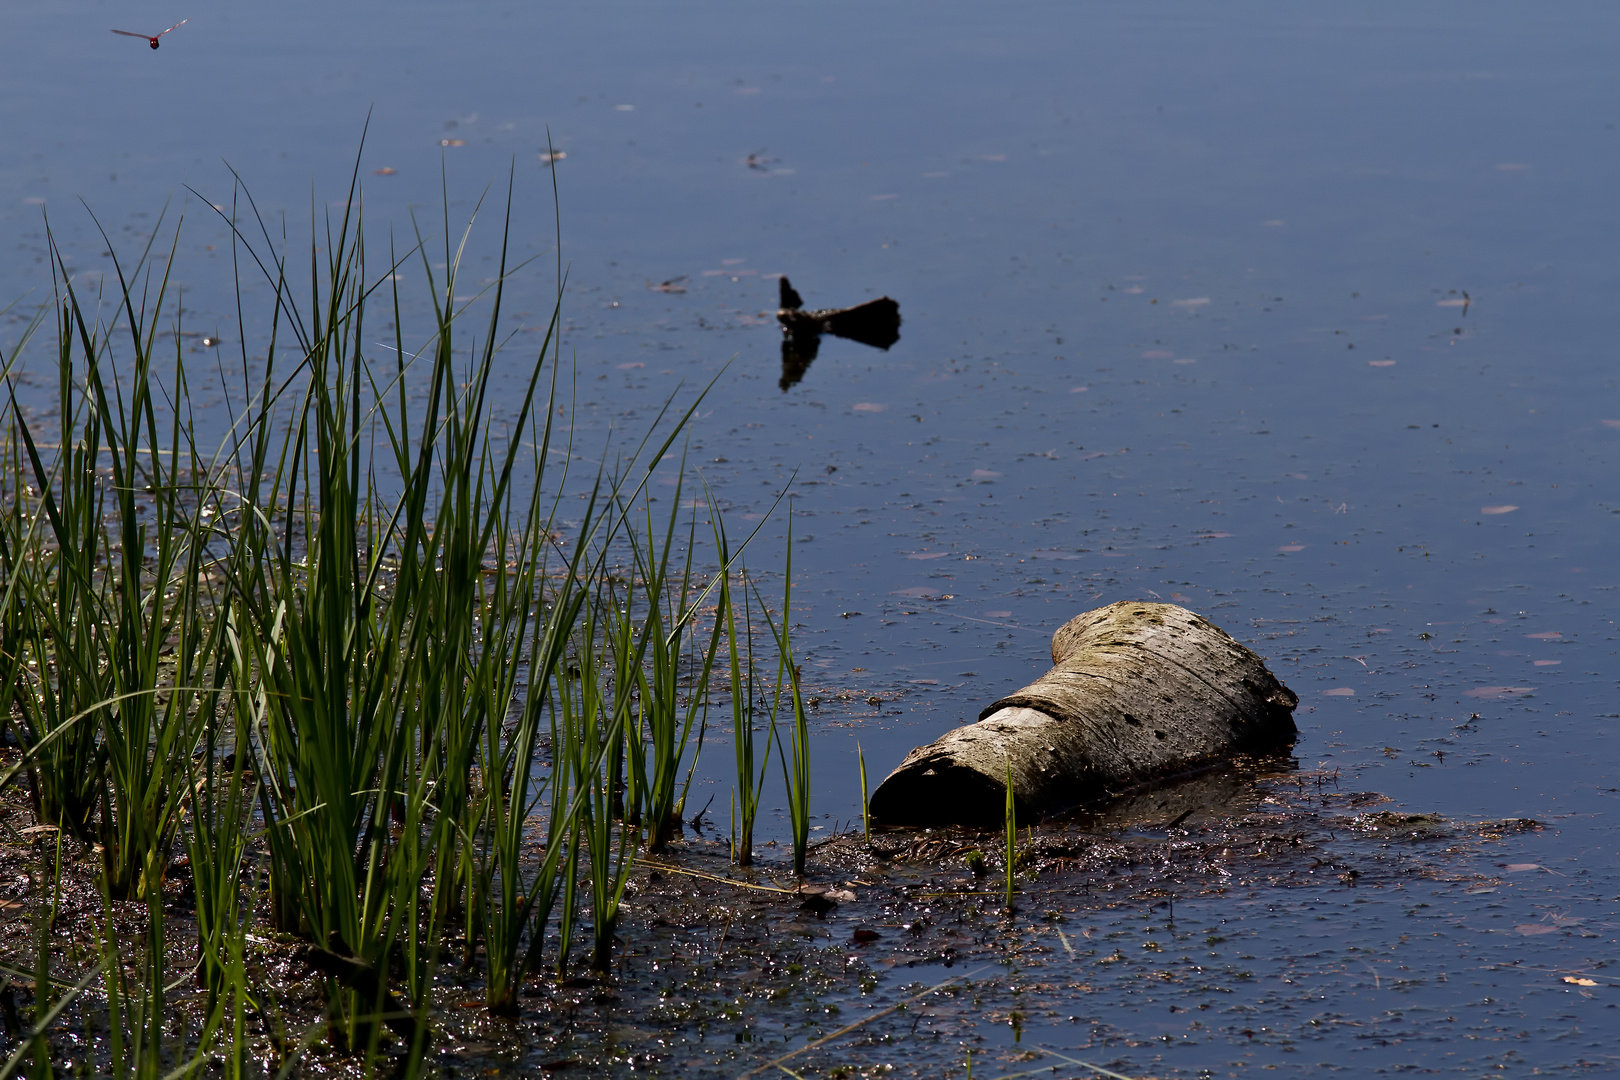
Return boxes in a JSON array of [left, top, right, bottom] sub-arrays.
[[6, 2, 1620, 1075]]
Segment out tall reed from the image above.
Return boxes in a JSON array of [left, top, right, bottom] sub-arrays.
[[858, 744, 871, 841], [1003, 755, 1018, 914], [764, 519, 812, 877], [715, 542, 773, 867]]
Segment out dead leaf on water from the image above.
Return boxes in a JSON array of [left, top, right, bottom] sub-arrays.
[[1564, 976, 1601, 986], [1171, 297, 1210, 308], [1503, 863, 1544, 872], [1481, 505, 1519, 515], [1368, 360, 1396, 367], [1069, 385, 1089, 393], [1277, 544, 1306, 553], [985, 611, 1012, 618], [1602, 419, 1620, 429], [1464, 686, 1535, 700], [1323, 687, 1355, 697], [907, 552, 950, 560], [440, 139, 467, 147], [1533, 660, 1562, 667], [1516, 923, 1560, 935], [373, 167, 397, 176], [971, 469, 1001, 479], [1525, 631, 1561, 639], [852, 403, 888, 413]]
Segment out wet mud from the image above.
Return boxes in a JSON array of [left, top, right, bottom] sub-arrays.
[[0, 761, 1547, 1078]]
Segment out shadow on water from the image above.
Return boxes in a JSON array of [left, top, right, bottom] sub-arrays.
[[1052, 751, 1301, 834], [776, 275, 901, 390]]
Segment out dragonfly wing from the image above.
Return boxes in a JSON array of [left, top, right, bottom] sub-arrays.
[[110, 29, 150, 37], [157, 18, 190, 37]]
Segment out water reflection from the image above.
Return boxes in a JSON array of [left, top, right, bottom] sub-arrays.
[[1053, 752, 1299, 834]]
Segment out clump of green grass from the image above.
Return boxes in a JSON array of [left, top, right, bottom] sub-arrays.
[[617, 477, 726, 854], [0, 151, 811, 1069], [3, 217, 226, 907]]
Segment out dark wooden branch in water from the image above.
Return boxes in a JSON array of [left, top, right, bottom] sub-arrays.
[[777, 298, 901, 348], [869, 602, 1298, 826], [776, 276, 902, 390]]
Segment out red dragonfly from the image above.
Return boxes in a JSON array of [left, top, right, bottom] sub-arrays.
[[111, 18, 188, 50]]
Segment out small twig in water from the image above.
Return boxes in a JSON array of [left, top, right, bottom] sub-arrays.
[[1032, 1045, 1141, 1080], [1161, 808, 1195, 830], [736, 965, 992, 1079], [688, 794, 715, 832], [638, 860, 798, 895], [928, 609, 1047, 635]]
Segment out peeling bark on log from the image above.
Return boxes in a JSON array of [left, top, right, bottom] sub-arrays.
[[869, 602, 1298, 826]]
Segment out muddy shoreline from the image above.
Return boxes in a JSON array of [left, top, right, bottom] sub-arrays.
[[0, 756, 1543, 1078]]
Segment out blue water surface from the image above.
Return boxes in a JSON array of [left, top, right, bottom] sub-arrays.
[[5, 2, 1620, 1075]]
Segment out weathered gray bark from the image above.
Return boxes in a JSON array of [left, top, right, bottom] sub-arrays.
[[868, 602, 1298, 826]]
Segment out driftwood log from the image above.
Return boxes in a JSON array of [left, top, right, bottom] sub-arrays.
[[868, 602, 1298, 826]]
